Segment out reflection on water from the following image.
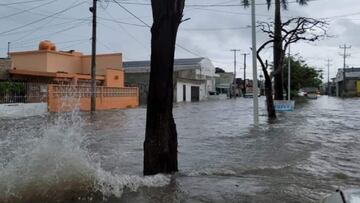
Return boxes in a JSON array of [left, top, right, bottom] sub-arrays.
[[0, 96, 360, 202]]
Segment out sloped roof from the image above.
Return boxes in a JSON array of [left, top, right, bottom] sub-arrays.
[[124, 57, 205, 73]]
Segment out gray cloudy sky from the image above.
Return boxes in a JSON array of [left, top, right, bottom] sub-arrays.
[[1, 0, 359, 80]]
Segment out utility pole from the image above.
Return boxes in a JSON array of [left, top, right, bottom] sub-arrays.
[[251, 0, 259, 125], [7, 42, 10, 58], [230, 49, 241, 97], [242, 53, 249, 95], [339, 44, 351, 97], [90, 0, 97, 113], [326, 59, 332, 96], [287, 45, 291, 101]]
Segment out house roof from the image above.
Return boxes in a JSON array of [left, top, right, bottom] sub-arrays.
[[123, 57, 205, 73], [336, 67, 360, 81]]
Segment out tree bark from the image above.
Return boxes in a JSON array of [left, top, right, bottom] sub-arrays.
[[144, 0, 184, 176], [257, 51, 276, 119], [273, 0, 284, 100]]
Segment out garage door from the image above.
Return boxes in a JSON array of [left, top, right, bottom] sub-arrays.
[[191, 86, 200, 102]]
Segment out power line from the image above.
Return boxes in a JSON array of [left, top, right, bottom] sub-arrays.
[[182, 26, 251, 31], [0, 0, 48, 6], [97, 16, 148, 27], [0, 1, 87, 36], [111, 0, 204, 58], [112, 0, 150, 27], [108, 0, 321, 7], [13, 20, 88, 45], [0, 0, 58, 20]]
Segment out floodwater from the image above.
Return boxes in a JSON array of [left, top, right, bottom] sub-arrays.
[[1, 96, 360, 203]]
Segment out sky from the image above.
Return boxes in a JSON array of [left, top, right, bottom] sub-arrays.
[[0, 0, 360, 81]]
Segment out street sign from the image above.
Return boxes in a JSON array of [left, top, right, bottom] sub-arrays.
[[274, 100, 295, 112]]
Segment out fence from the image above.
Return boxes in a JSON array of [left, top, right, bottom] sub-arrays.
[[48, 85, 139, 112], [0, 81, 48, 104]]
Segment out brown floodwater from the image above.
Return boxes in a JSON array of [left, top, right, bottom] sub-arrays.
[[1, 96, 360, 203]]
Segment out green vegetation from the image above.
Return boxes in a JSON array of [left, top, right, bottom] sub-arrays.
[[0, 81, 26, 95], [284, 57, 323, 97]]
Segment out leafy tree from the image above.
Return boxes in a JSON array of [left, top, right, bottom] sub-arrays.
[[144, 0, 185, 175], [215, 67, 226, 73], [284, 56, 323, 98], [242, 0, 309, 100]]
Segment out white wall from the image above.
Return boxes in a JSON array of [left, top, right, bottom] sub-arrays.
[[0, 103, 47, 118], [176, 82, 205, 102]]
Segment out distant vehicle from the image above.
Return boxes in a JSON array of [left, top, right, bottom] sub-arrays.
[[306, 92, 318, 99], [301, 87, 319, 99]]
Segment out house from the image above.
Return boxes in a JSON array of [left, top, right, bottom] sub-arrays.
[[1, 40, 138, 112], [215, 72, 234, 96], [335, 67, 360, 97], [124, 57, 217, 104]]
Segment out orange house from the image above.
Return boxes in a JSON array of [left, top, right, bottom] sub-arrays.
[[8, 40, 139, 112]]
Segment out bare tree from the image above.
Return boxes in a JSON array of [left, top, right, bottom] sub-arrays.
[[242, 0, 310, 100], [257, 17, 328, 119], [143, 0, 185, 175]]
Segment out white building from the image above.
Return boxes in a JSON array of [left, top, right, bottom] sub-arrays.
[[124, 57, 218, 104]]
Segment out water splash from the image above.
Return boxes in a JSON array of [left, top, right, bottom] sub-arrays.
[[0, 109, 170, 203]]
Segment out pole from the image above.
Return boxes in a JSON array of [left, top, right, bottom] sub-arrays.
[[7, 42, 10, 58], [242, 53, 249, 95], [339, 44, 351, 97], [230, 49, 241, 97], [326, 59, 331, 96], [251, 0, 259, 125], [287, 45, 291, 101], [90, 0, 97, 113]]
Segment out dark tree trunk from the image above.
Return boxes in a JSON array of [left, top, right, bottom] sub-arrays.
[[258, 56, 276, 119], [273, 0, 284, 100], [144, 0, 184, 176], [265, 74, 276, 119]]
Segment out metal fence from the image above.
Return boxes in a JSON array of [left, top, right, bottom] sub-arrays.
[[0, 81, 48, 104], [50, 85, 138, 98]]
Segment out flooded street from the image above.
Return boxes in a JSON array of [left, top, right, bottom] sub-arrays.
[[1, 96, 360, 203]]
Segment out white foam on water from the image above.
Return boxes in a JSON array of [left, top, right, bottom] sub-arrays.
[[0, 107, 170, 203], [184, 168, 237, 177]]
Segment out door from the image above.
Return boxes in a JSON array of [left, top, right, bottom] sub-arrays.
[[191, 86, 200, 102], [183, 85, 186, 101]]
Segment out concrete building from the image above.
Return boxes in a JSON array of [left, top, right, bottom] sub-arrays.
[[1, 40, 138, 112], [335, 67, 360, 97], [124, 57, 217, 104], [215, 72, 234, 95]]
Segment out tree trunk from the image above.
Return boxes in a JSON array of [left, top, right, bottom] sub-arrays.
[[144, 0, 184, 176], [257, 51, 276, 119], [273, 0, 284, 100], [263, 61, 276, 119]]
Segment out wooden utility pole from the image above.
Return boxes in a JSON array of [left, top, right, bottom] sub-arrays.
[[339, 44, 351, 97], [7, 42, 10, 58], [242, 53, 249, 95], [326, 59, 332, 95], [90, 0, 97, 112], [230, 49, 240, 97]]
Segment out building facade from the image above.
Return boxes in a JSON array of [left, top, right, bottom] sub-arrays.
[[215, 72, 234, 95], [124, 57, 217, 105], [1, 40, 138, 112], [335, 68, 360, 97]]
